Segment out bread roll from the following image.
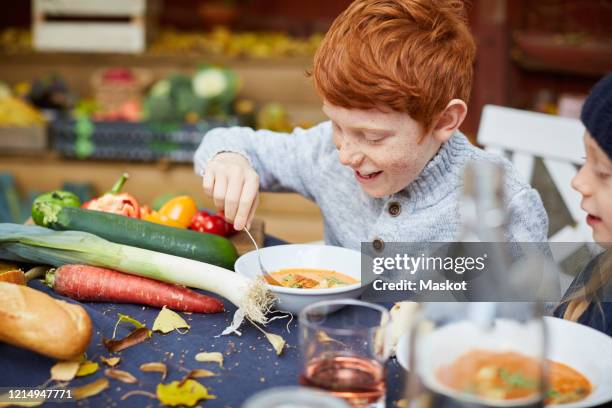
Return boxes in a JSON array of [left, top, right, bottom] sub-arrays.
[[0, 282, 92, 360]]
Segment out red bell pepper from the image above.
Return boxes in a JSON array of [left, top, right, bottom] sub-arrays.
[[82, 173, 140, 218], [216, 211, 237, 236], [189, 210, 235, 237]]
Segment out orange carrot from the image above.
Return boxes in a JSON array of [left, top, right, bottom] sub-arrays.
[[46, 265, 224, 313]]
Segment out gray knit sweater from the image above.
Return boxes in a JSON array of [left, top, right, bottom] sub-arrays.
[[193, 121, 549, 248]]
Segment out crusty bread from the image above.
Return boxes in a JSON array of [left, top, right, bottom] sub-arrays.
[[0, 282, 92, 360]]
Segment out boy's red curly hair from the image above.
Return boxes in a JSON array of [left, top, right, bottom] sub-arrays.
[[312, 0, 475, 132]]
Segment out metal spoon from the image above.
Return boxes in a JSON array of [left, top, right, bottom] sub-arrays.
[[243, 228, 283, 287]]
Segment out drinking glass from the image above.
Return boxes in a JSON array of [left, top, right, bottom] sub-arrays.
[[242, 386, 351, 408], [299, 299, 392, 408], [404, 302, 547, 408]]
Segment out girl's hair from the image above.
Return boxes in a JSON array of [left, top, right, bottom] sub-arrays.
[[561, 250, 612, 322], [310, 0, 476, 133]]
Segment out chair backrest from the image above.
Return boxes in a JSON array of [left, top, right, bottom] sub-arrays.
[[477, 105, 590, 261]]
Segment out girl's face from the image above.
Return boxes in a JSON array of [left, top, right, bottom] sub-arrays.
[[572, 132, 612, 244], [323, 103, 442, 198]]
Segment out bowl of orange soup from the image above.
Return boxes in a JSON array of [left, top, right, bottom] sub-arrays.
[[234, 244, 367, 314], [395, 316, 612, 407]]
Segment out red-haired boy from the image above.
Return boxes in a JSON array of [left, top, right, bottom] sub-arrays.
[[194, 0, 548, 247]]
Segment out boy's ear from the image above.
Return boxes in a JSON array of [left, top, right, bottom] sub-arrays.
[[431, 99, 468, 143]]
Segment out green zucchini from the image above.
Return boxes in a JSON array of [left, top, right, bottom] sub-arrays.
[[33, 206, 238, 270]]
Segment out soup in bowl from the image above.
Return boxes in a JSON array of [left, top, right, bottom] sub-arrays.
[[234, 244, 368, 314]]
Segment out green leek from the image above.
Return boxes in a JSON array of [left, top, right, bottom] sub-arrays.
[[0, 223, 274, 329]]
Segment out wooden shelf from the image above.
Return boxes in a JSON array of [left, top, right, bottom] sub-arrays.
[[512, 31, 612, 77], [0, 50, 314, 68], [0, 51, 326, 124]]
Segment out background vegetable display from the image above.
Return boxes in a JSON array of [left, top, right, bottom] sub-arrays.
[[191, 65, 240, 117], [0, 95, 46, 126], [145, 74, 202, 125], [144, 65, 239, 125], [0, 224, 274, 327], [47, 264, 225, 313], [31, 202, 238, 270]]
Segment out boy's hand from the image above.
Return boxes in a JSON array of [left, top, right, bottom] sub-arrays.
[[201, 152, 260, 231]]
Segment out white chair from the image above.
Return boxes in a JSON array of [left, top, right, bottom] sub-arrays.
[[477, 105, 591, 264]]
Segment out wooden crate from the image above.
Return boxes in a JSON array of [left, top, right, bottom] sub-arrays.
[[32, 0, 160, 53], [0, 125, 47, 152]]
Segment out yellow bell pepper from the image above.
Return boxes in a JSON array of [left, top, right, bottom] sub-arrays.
[[143, 211, 187, 229], [157, 195, 198, 228]]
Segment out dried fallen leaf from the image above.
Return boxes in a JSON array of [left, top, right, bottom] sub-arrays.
[[153, 306, 190, 334], [194, 352, 223, 368], [263, 331, 285, 355], [178, 369, 216, 386], [120, 390, 157, 401], [139, 362, 167, 380], [0, 261, 20, 272], [252, 323, 286, 355], [156, 379, 216, 407], [113, 313, 146, 338], [105, 368, 138, 384], [316, 330, 345, 346], [396, 399, 409, 408], [100, 356, 121, 367], [0, 401, 42, 407], [73, 378, 109, 400], [186, 369, 216, 378], [103, 327, 151, 353], [76, 361, 99, 377], [0, 393, 43, 407], [72, 353, 87, 363], [0, 269, 25, 285], [50, 360, 80, 381], [117, 313, 145, 329]]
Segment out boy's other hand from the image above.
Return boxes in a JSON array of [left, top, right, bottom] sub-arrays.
[[202, 152, 260, 231]]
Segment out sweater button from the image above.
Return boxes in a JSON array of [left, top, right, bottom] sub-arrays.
[[388, 202, 401, 217], [372, 237, 385, 252]]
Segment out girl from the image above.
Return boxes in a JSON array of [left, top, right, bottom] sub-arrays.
[[555, 74, 612, 336]]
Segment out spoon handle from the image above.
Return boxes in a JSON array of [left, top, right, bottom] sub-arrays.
[[243, 228, 283, 286]]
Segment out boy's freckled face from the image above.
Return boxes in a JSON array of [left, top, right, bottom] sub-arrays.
[[571, 132, 612, 244], [322, 103, 441, 198]]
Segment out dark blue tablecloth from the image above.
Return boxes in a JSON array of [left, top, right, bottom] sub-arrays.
[[0, 237, 406, 407]]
